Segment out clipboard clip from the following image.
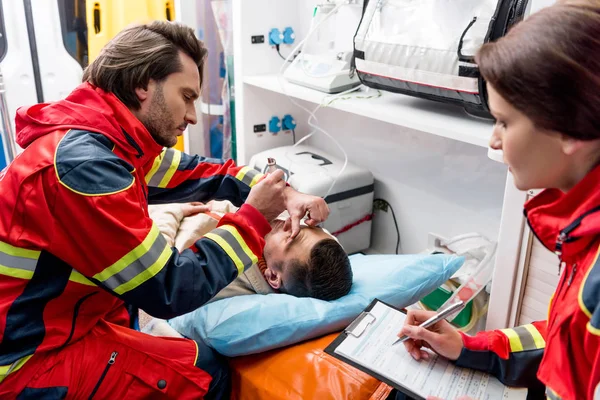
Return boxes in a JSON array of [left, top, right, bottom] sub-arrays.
[[344, 311, 376, 338]]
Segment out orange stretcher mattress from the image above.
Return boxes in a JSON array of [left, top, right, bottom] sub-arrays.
[[229, 332, 393, 400]]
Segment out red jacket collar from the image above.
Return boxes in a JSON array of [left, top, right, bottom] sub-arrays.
[[15, 83, 163, 167], [525, 164, 600, 260]]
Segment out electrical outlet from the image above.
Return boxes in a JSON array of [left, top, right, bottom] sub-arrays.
[[268, 116, 281, 134], [282, 27, 295, 44], [268, 28, 283, 46], [251, 35, 265, 44], [253, 124, 266, 133], [373, 199, 388, 212], [281, 114, 296, 131]]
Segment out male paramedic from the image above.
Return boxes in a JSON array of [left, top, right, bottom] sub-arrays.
[[0, 21, 329, 399]]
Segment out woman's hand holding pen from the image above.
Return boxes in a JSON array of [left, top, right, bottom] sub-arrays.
[[398, 309, 464, 361]]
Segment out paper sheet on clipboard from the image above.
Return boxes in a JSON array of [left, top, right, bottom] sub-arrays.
[[333, 301, 527, 400]]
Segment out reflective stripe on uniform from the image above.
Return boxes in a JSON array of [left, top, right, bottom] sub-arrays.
[[0, 354, 34, 384], [204, 225, 258, 277], [0, 241, 40, 280], [500, 324, 545, 353], [546, 387, 562, 400], [69, 268, 96, 286], [145, 148, 182, 188], [93, 224, 172, 295], [234, 166, 262, 188]]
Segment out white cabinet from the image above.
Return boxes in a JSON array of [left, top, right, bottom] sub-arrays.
[[231, 0, 557, 331]]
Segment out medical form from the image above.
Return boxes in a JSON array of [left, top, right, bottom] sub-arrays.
[[329, 301, 527, 400]]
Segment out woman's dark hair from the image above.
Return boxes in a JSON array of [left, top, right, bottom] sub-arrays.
[[476, 0, 600, 140]]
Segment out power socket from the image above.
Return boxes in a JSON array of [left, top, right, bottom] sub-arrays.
[[373, 199, 388, 212]]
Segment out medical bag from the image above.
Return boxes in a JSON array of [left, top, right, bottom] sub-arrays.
[[249, 145, 374, 254], [353, 0, 530, 116]]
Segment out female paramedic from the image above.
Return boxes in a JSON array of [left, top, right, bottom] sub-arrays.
[[396, 1, 600, 399]]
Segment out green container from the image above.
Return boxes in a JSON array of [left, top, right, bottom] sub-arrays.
[[421, 285, 472, 328]]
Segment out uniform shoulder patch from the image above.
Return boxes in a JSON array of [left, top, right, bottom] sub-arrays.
[[55, 130, 135, 195]]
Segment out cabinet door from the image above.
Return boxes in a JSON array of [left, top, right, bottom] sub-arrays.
[[516, 229, 560, 325]]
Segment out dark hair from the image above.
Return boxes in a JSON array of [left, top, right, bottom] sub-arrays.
[[82, 20, 208, 110], [476, 1, 600, 140], [281, 239, 353, 301]]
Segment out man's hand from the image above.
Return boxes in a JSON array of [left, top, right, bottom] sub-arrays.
[[399, 309, 464, 361], [245, 170, 287, 221], [181, 202, 210, 217], [283, 187, 330, 239]]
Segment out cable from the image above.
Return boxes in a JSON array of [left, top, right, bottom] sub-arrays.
[[322, 88, 382, 108], [291, 128, 297, 144], [275, 44, 295, 63], [373, 198, 401, 254]]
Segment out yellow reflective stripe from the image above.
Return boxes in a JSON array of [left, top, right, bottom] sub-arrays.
[[0, 241, 39, 279], [204, 232, 245, 277], [0, 354, 33, 384], [546, 387, 562, 400], [0, 241, 40, 259], [523, 324, 546, 349], [157, 150, 181, 188], [145, 149, 165, 184], [234, 166, 249, 181], [249, 173, 262, 187], [219, 225, 258, 265], [93, 226, 161, 282], [235, 166, 263, 188], [69, 269, 96, 286], [0, 265, 34, 280], [147, 149, 180, 188], [500, 328, 524, 352], [113, 243, 171, 295]]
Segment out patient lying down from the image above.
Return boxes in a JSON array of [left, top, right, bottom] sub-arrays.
[[143, 200, 352, 337]]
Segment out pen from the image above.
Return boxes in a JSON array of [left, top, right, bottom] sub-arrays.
[[392, 300, 465, 346]]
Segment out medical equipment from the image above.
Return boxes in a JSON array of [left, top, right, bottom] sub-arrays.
[[266, 157, 277, 173], [353, 0, 530, 117], [421, 232, 497, 331], [284, 1, 363, 93], [250, 145, 374, 254]]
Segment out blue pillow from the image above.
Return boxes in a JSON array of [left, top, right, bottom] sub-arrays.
[[169, 253, 464, 357]]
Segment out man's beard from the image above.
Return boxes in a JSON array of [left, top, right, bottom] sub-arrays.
[[139, 85, 178, 148]]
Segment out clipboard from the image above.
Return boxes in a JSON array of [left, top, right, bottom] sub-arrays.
[[324, 298, 425, 400]]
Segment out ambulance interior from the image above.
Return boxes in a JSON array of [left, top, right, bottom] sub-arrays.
[[0, 0, 558, 398]]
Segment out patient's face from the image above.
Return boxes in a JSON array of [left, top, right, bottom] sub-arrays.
[[263, 220, 331, 275]]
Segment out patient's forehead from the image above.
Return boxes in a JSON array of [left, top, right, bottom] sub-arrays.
[[288, 226, 331, 254]]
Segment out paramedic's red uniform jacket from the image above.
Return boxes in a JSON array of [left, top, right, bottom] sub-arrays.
[[455, 164, 600, 399], [0, 83, 270, 398]]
